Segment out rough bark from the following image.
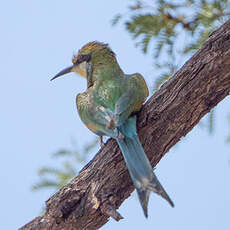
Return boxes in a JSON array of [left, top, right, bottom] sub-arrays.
[[20, 19, 230, 230]]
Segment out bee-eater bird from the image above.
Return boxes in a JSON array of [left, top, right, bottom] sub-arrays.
[[51, 41, 174, 217]]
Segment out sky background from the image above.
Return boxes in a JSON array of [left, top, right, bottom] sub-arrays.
[[1, 1, 230, 230]]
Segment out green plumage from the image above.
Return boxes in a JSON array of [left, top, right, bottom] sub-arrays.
[[52, 41, 173, 217], [76, 71, 148, 136]]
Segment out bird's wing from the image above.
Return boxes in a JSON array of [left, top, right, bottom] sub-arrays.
[[76, 92, 118, 137], [76, 73, 148, 135], [114, 73, 149, 127]]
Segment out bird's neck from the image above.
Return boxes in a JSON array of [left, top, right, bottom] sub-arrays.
[[89, 59, 124, 85]]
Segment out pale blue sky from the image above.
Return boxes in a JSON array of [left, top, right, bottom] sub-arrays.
[[1, 1, 230, 230]]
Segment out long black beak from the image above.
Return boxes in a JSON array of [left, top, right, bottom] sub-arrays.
[[50, 65, 74, 81]]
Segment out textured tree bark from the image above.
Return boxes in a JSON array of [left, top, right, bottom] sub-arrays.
[[20, 19, 230, 230]]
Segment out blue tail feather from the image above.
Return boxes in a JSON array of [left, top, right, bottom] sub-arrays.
[[116, 116, 174, 217]]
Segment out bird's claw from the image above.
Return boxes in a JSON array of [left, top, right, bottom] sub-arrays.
[[100, 136, 105, 147]]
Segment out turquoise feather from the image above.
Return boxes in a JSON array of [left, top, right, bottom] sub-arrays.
[[117, 116, 174, 217]]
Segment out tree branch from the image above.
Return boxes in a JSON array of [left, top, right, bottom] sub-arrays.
[[20, 19, 230, 230]]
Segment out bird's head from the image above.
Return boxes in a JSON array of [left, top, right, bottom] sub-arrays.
[[51, 41, 117, 81]]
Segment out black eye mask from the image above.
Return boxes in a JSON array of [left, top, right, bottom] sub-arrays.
[[76, 54, 91, 65]]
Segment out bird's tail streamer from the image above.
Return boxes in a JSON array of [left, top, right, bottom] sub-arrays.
[[116, 116, 174, 217]]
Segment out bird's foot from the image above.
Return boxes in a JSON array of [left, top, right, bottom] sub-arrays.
[[100, 136, 105, 148]]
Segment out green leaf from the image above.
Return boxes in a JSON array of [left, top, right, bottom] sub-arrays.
[[31, 180, 59, 191], [111, 14, 122, 26], [52, 149, 72, 158]]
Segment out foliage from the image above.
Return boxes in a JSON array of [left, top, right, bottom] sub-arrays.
[[32, 139, 98, 191], [112, 0, 229, 131], [112, 0, 230, 87]]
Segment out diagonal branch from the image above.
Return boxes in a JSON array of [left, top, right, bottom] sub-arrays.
[[20, 19, 230, 230]]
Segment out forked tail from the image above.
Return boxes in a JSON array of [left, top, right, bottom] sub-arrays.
[[116, 116, 174, 217]]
